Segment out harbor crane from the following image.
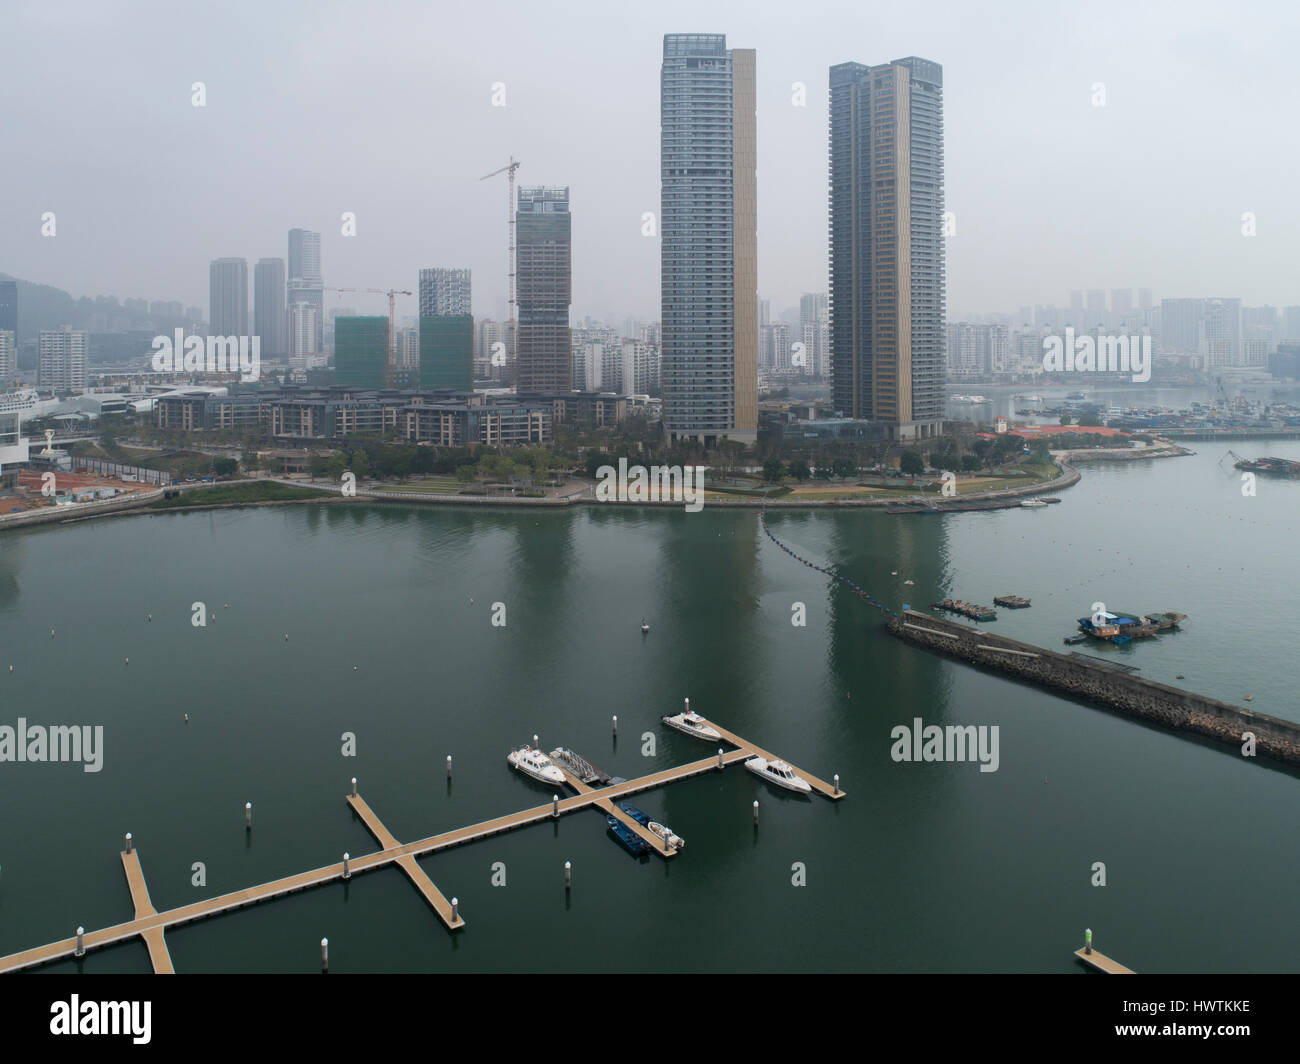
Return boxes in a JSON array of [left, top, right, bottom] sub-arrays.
[[480, 156, 520, 385], [324, 286, 413, 388]]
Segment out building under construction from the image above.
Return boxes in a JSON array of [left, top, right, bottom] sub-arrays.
[[515, 186, 572, 392]]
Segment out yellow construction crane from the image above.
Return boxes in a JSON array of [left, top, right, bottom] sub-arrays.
[[480, 156, 520, 385], [325, 286, 413, 387]]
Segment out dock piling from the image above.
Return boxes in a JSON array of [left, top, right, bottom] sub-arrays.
[[753, 800, 759, 826], [351, 777, 357, 797], [612, 715, 617, 736], [446, 755, 452, 780], [717, 748, 724, 770], [75, 927, 84, 958], [124, 832, 133, 854], [552, 794, 559, 818], [1085, 928, 1092, 955], [342, 853, 350, 880], [564, 860, 571, 890], [533, 733, 539, 748], [451, 897, 458, 922], [320, 937, 328, 972], [833, 774, 840, 795], [245, 802, 252, 830]]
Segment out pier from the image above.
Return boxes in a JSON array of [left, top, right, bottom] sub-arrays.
[[1074, 948, 1135, 974], [0, 722, 839, 974]]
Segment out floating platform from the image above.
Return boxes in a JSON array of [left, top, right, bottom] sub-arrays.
[[993, 595, 1031, 609], [933, 599, 997, 622], [549, 746, 611, 785]]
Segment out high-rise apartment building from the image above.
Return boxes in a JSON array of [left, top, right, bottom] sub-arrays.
[[660, 33, 757, 442], [1160, 298, 1203, 354], [208, 258, 248, 336], [254, 258, 288, 357], [418, 267, 473, 392], [515, 186, 573, 392], [0, 280, 16, 337], [829, 56, 945, 438], [799, 292, 830, 378], [1203, 298, 1241, 369], [39, 327, 88, 392], [0, 331, 16, 386], [288, 228, 324, 354]]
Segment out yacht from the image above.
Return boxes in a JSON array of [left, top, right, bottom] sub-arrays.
[[661, 697, 722, 741], [1019, 498, 1048, 509], [744, 756, 812, 794], [506, 745, 568, 786]]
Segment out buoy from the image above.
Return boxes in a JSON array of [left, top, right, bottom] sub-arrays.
[[184, 713, 189, 723], [124, 658, 129, 665]]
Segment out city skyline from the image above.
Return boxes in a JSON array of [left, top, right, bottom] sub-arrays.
[[5, 1, 1297, 327]]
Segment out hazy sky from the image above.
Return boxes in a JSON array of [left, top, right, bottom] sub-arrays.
[[3, 0, 1297, 325]]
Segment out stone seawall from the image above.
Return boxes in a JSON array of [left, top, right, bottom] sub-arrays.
[[887, 610, 1300, 768]]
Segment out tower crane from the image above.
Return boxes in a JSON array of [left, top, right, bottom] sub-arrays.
[[480, 156, 520, 386], [324, 287, 413, 388]]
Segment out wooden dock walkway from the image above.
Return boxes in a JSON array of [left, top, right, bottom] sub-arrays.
[[1074, 948, 1135, 974], [346, 795, 465, 929], [0, 726, 837, 974]]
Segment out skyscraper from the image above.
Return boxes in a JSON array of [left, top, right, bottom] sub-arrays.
[[800, 292, 830, 378], [660, 33, 757, 442], [829, 56, 945, 438], [288, 228, 323, 354], [0, 280, 16, 337], [208, 258, 248, 336], [418, 267, 473, 392], [39, 327, 88, 392], [254, 258, 288, 357], [0, 331, 17, 386], [515, 186, 572, 392]]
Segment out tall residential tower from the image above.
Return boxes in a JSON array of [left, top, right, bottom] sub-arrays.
[[660, 33, 757, 443], [208, 258, 249, 337], [515, 187, 572, 392], [829, 57, 945, 439]]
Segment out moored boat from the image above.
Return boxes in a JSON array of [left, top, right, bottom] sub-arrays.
[[507, 745, 568, 786], [744, 756, 812, 794], [619, 804, 685, 850], [661, 697, 722, 741]]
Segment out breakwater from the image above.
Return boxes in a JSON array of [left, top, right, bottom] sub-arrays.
[[887, 609, 1300, 768]]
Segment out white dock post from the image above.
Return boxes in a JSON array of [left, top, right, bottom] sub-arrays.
[[321, 937, 328, 972], [552, 794, 559, 818], [612, 715, 617, 736], [342, 853, 350, 880], [446, 755, 452, 779], [451, 897, 459, 922], [351, 777, 357, 797], [124, 832, 133, 854], [1085, 928, 1092, 955], [564, 860, 572, 889], [717, 748, 724, 770], [663, 828, 671, 852], [75, 926, 85, 957], [533, 733, 539, 749], [245, 802, 252, 830], [833, 774, 840, 795], [753, 800, 759, 826]]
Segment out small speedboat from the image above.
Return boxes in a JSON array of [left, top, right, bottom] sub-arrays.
[[507, 745, 568, 786], [745, 756, 812, 794], [1020, 499, 1047, 508], [640, 618, 650, 633], [620, 804, 685, 850], [661, 698, 722, 741]]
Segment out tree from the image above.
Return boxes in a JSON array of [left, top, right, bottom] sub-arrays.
[[1059, 413, 1073, 426], [831, 457, 857, 481], [351, 448, 370, 481], [455, 464, 476, 485], [789, 459, 812, 482], [1078, 413, 1103, 427], [960, 453, 983, 472], [212, 457, 238, 478], [762, 458, 786, 483], [308, 455, 329, 478], [899, 448, 925, 476]]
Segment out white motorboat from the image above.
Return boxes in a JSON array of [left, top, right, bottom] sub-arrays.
[[744, 756, 812, 794], [647, 820, 685, 851], [661, 698, 722, 741], [1019, 498, 1048, 509], [640, 618, 650, 633], [507, 745, 568, 786]]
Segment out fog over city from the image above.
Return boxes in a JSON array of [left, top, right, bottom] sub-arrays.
[[2, 0, 1296, 320]]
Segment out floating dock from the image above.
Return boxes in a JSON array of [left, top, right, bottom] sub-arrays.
[[0, 721, 838, 974]]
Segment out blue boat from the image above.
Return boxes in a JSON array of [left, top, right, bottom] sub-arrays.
[[606, 814, 649, 856]]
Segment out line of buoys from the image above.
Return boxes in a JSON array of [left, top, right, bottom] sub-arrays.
[[761, 509, 892, 614]]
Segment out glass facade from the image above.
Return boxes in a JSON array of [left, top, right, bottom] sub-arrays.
[[334, 316, 390, 389], [419, 315, 473, 392]]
